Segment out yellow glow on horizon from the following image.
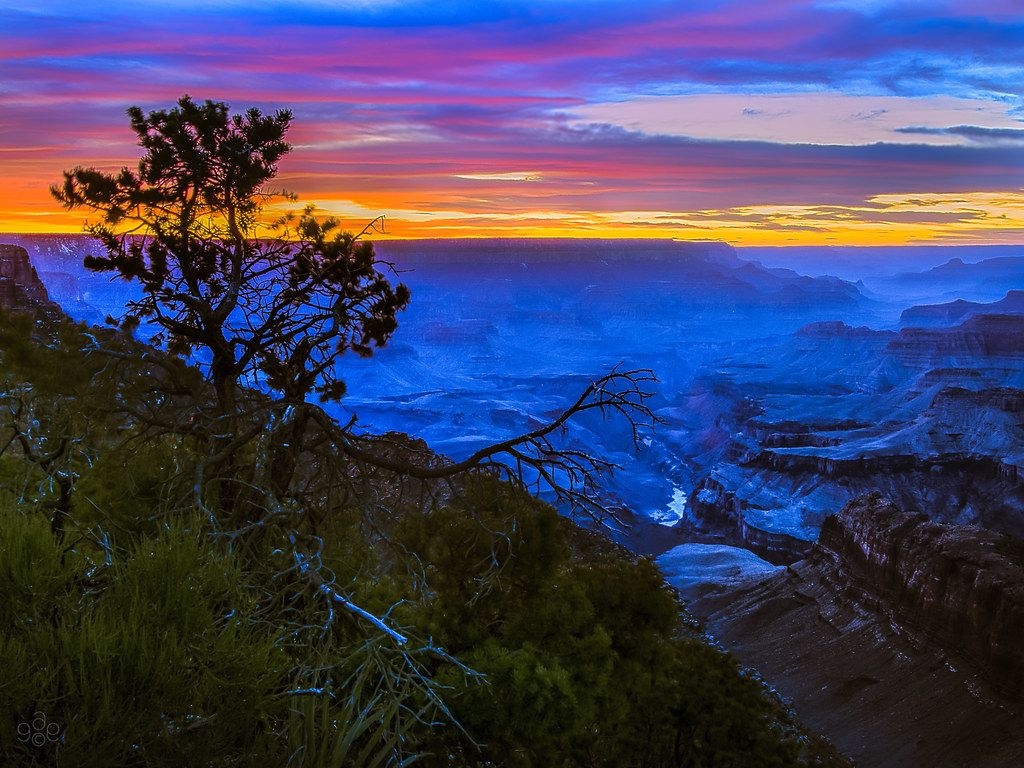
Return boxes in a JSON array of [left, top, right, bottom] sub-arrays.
[[4, 190, 1024, 247], [452, 172, 545, 182]]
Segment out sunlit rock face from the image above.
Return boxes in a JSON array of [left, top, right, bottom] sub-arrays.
[[0, 243, 53, 311]]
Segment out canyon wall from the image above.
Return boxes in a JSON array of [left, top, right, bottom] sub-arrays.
[[683, 493, 1024, 767], [818, 493, 1024, 699], [0, 243, 55, 313]]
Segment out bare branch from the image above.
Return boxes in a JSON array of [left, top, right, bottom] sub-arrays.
[[313, 367, 661, 523]]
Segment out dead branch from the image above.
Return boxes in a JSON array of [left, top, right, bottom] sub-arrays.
[[319, 367, 660, 524]]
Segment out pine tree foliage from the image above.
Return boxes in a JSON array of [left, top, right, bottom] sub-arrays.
[[52, 96, 409, 406]]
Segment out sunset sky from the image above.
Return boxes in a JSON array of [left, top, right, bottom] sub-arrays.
[[2, 0, 1023, 244]]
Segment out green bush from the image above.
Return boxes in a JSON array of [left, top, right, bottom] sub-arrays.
[[0, 507, 288, 767], [73, 436, 189, 540], [394, 478, 802, 768]]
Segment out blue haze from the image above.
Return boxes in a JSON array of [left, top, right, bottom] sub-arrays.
[[9, 234, 1024, 551]]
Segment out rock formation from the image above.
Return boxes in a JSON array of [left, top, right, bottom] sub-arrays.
[[0, 243, 57, 313], [887, 313, 1024, 364], [687, 475, 816, 563], [900, 289, 1024, 328], [680, 493, 1024, 768], [819, 494, 1024, 698]]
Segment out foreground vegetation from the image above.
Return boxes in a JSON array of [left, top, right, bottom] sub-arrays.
[[0, 309, 829, 767]]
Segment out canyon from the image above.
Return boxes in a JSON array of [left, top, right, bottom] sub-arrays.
[[4, 234, 1023, 766]]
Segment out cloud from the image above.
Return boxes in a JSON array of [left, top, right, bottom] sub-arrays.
[[3, 0, 1024, 243], [894, 124, 1024, 144], [454, 172, 544, 182], [568, 93, 1023, 146], [854, 108, 888, 121]]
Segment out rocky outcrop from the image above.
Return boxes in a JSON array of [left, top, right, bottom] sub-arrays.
[[688, 476, 815, 564], [747, 449, 1024, 488], [692, 449, 1024, 539], [682, 494, 1024, 768], [794, 320, 894, 342], [818, 493, 1024, 699], [0, 244, 55, 313], [748, 449, 919, 477], [916, 366, 984, 387], [928, 385, 1024, 415], [887, 313, 1024, 364]]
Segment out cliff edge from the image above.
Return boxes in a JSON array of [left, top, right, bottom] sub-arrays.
[[680, 493, 1024, 768], [819, 493, 1024, 698], [0, 243, 57, 313]]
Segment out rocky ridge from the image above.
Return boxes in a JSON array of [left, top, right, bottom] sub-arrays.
[[878, 254, 1024, 304], [680, 493, 1024, 768], [819, 494, 1024, 697], [0, 243, 54, 313], [899, 289, 1024, 327], [888, 313, 1024, 365]]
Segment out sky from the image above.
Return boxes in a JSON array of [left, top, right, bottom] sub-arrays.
[[1, 0, 1023, 245]]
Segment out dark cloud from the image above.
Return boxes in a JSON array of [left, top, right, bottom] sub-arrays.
[[895, 124, 1024, 144]]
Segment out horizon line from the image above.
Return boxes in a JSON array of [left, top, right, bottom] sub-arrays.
[[3, 231, 1024, 249]]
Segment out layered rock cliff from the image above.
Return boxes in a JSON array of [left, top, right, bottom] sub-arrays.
[[688, 444, 1024, 559], [679, 308, 1024, 554], [887, 313, 1024, 364], [687, 475, 816, 563], [681, 493, 1024, 768], [0, 243, 56, 313], [819, 494, 1024, 698]]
